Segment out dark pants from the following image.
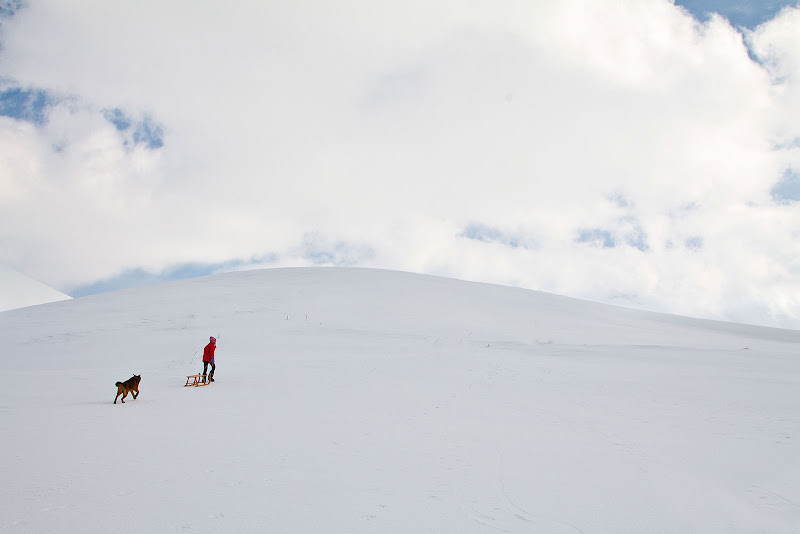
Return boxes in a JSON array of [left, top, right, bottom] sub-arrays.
[[203, 360, 215, 380]]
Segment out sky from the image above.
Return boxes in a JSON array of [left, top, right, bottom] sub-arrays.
[[0, 0, 799, 328]]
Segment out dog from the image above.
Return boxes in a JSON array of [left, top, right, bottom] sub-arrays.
[[114, 374, 141, 404]]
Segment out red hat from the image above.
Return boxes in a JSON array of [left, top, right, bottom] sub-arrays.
[[210, 336, 216, 343]]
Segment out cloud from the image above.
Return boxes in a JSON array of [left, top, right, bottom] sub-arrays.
[[298, 233, 376, 267], [0, 1, 799, 327]]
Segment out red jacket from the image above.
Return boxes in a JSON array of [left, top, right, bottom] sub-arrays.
[[203, 342, 216, 362]]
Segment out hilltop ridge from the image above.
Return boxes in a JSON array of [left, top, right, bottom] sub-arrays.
[[1, 267, 799, 533], [0, 264, 71, 312]]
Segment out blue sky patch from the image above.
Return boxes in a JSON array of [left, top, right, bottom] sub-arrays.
[[608, 192, 634, 209], [103, 108, 132, 131], [0, 0, 24, 18], [69, 254, 277, 297], [576, 229, 616, 248], [133, 115, 164, 149], [624, 223, 650, 252], [0, 86, 55, 125], [675, 0, 795, 29], [458, 222, 537, 250], [771, 169, 800, 203], [685, 236, 704, 250], [774, 138, 800, 151], [577, 220, 649, 251], [103, 108, 165, 149]]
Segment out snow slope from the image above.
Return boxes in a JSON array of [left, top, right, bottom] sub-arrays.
[[0, 264, 71, 312], [1, 267, 799, 533]]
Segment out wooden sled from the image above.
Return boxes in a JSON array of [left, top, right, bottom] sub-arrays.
[[185, 374, 211, 387]]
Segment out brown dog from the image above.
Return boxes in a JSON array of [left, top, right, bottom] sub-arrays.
[[114, 375, 141, 404]]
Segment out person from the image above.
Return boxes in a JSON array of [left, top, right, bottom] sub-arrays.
[[202, 336, 216, 383]]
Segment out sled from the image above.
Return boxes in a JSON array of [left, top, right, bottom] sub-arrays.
[[184, 374, 211, 387]]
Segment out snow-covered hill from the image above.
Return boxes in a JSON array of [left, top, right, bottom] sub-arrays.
[[1, 267, 799, 533], [0, 264, 71, 312]]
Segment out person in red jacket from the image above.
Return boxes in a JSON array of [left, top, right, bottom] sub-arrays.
[[202, 336, 216, 383]]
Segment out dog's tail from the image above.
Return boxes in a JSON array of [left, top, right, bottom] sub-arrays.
[[115, 381, 123, 387]]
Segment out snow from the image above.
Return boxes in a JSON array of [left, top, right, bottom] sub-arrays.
[[1, 267, 799, 533], [0, 264, 71, 312]]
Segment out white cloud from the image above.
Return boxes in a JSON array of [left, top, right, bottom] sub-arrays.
[[0, 0, 799, 327]]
